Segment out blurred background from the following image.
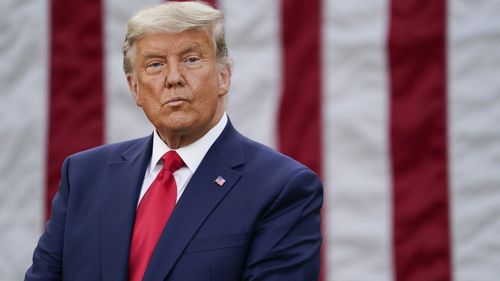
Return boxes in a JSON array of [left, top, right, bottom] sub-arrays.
[[1, 0, 499, 280]]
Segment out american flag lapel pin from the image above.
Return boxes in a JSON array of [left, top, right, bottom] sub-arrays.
[[214, 176, 226, 187]]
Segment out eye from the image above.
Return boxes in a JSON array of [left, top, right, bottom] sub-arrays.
[[147, 61, 164, 69], [185, 56, 200, 64], [145, 61, 164, 73]]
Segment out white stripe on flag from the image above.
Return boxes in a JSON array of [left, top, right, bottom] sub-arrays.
[[449, 0, 500, 280], [221, 0, 281, 148], [105, 0, 160, 143], [322, 0, 393, 280], [0, 1, 48, 279]]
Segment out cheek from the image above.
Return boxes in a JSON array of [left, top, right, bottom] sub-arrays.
[[139, 77, 164, 100], [192, 72, 220, 97]]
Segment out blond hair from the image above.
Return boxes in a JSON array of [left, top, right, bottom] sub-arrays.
[[122, 1, 231, 73]]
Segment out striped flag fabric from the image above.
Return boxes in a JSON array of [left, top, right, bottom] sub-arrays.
[[1, 0, 499, 280]]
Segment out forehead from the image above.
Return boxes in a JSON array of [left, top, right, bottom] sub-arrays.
[[134, 28, 215, 56]]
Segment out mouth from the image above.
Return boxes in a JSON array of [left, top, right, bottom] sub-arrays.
[[164, 97, 188, 107]]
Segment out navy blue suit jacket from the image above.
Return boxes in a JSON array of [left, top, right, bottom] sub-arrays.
[[26, 121, 323, 281]]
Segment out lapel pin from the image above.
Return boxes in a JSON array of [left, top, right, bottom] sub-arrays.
[[214, 176, 226, 187]]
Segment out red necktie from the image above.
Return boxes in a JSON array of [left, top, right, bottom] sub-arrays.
[[128, 150, 184, 281]]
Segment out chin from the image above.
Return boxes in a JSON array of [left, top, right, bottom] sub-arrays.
[[157, 118, 193, 133], [161, 123, 190, 134]]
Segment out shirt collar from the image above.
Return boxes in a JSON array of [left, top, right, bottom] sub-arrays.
[[149, 113, 228, 174]]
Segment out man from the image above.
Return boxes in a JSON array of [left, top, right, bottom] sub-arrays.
[[25, 2, 323, 280]]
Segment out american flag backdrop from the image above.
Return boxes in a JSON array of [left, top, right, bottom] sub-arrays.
[[1, 0, 499, 280]]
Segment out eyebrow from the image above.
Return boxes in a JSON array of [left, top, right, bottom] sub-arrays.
[[140, 42, 209, 61], [178, 42, 206, 55], [141, 51, 164, 60]]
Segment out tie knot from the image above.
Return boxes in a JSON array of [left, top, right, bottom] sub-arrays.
[[161, 151, 184, 173]]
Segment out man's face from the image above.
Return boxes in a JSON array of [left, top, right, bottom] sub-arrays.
[[127, 28, 230, 147]]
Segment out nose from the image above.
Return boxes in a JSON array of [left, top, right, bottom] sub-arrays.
[[165, 62, 185, 88]]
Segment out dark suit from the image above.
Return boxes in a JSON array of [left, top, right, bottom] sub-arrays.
[[26, 121, 323, 280]]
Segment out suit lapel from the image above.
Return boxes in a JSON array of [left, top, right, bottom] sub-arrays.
[[100, 136, 152, 281], [143, 121, 244, 281]]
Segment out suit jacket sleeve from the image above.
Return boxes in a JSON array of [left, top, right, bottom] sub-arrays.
[[243, 168, 323, 280], [25, 158, 70, 281]]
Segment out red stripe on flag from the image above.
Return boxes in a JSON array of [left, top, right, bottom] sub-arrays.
[[388, 0, 452, 280], [202, 0, 217, 8], [279, 0, 324, 280], [47, 0, 104, 218]]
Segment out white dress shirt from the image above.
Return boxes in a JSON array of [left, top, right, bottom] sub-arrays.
[[138, 113, 228, 204]]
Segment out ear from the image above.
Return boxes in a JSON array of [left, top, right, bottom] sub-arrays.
[[218, 65, 231, 97], [127, 73, 142, 107]]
